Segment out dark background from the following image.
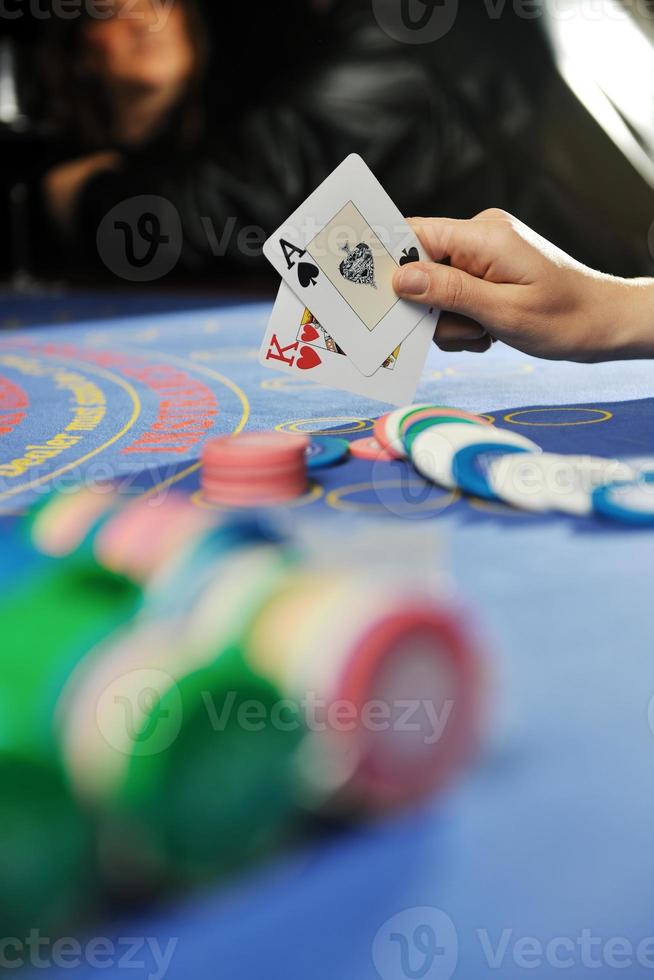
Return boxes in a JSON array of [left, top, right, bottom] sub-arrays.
[[1, 0, 653, 289]]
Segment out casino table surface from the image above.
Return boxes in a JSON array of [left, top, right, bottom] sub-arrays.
[[2, 291, 652, 979]]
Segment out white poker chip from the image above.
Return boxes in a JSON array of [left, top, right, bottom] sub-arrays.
[[411, 424, 540, 490], [378, 404, 433, 459], [486, 453, 637, 516]]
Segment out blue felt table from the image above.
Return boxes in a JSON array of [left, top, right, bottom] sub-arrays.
[[2, 291, 651, 979]]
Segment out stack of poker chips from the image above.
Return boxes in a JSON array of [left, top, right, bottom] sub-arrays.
[[0, 486, 485, 940], [373, 404, 644, 519], [200, 433, 310, 507]]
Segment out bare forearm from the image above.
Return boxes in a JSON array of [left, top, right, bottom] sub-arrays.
[[607, 278, 654, 360]]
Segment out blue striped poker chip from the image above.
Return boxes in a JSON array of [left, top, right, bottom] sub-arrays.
[[592, 471, 654, 526], [451, 443, 531, 501], [305, 437, 350, 470]]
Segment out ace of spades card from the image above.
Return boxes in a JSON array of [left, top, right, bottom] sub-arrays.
[[263, 155, 436, 377]]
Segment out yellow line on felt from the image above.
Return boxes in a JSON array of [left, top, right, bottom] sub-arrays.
[[0, 358, 142, 503]]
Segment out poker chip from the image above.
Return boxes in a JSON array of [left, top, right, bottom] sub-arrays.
[[244, 570, 483, 813], [59, 614, 301, 878], [452, 444, 532, 501], [0, 757, 95, 939], [201, 432, 309, 507], [93, 492, 211, 583], [402, 408, 491, 455], [29, 486, 119, 558], [592, 472, 654, 526], [349, 437, 395, 462], [373, 404, 434, 459], [144, 519, 287, 620], [411, 423, 541, 491], [486, 453, 637, 516], [305, 437, 350, 469], [202, 432, 309, 465]]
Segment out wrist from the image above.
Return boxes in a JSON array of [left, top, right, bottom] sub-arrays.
[[593, 276, 654, 361]]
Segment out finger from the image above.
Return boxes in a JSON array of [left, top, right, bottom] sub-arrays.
[[435, 313, 488, 345], [393, 261, 508, 325], [437, 335, 493, 354], [407, 216, 514, 281]]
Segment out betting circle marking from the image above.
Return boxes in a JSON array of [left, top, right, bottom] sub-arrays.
[[276, 418, 374, 436], [326, 480, 459, 516], [504, 408, 613, 427]]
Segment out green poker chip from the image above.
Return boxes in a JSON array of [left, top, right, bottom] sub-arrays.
[[0, 756, 96, 939], [403, 415, 481, 454], [120, 646, 302, 880]]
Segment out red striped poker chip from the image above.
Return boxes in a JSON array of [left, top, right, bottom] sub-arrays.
[[335, 606, 482, 810], [201, 472, 308, 494], [202, 481, 307, 507], [202, 432, 309, 467], [202, 462, 304, 483], [373, 414, 397, 455], [201, 432, 309, 506], [349, 437, 395, 462]]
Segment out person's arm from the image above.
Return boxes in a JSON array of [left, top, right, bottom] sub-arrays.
[[393, 210, 654, 363], [43, 153, 121, 233]]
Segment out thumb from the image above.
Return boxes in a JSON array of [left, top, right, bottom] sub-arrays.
[[393, 262, 506, 326]]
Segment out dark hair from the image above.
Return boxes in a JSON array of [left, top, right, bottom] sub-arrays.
[[39, 0, 208, 149]]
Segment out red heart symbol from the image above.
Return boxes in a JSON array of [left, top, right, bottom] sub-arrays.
[[301, 324, 319, 343], [296, 346, 322, 371]]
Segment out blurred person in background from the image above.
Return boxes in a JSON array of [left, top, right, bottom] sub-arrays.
[[28, 0, 558, 283], [20, 0, 631, 284]]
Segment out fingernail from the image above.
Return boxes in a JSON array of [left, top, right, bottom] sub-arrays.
[[397, 268, 429, 295]]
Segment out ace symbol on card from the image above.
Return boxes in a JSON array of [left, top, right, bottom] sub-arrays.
[[263, 155, 434, 377], [280, 240, 321, 289]]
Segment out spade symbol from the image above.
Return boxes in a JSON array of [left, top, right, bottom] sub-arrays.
[[399, 247, 420, 266], [339, 242, 376, 288], [298, 262, 320, 288]]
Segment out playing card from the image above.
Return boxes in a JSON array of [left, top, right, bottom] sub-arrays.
[[259, 281, 438, 406], [263, 154, 432, 377]]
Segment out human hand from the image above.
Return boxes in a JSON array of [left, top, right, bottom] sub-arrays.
[[44, 152, 121, 232], [393, 210, 654, 362]]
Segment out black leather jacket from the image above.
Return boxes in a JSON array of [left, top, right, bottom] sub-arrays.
[[55, 1, 548, 280]]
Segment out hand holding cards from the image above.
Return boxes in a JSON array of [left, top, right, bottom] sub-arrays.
[[260, 155, 439, 405]]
